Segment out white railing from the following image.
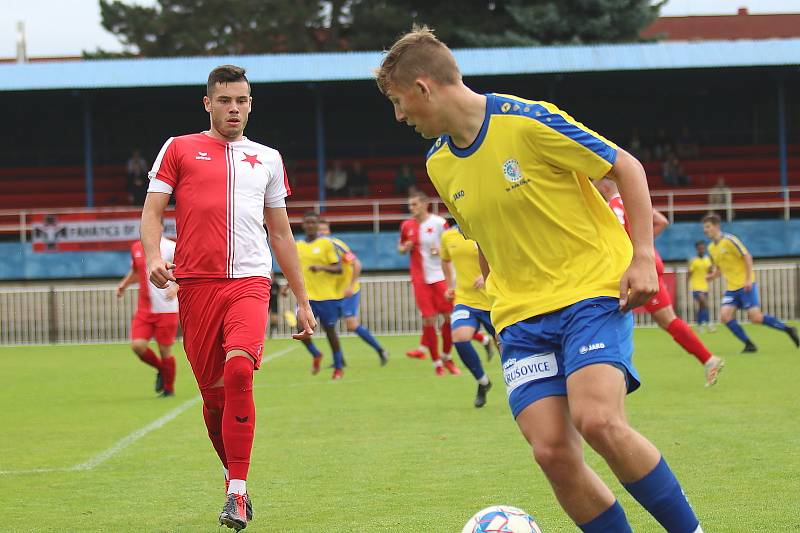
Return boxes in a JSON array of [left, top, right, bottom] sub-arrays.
[[0, 266, 797, 346], [2, 185, 797, 240]]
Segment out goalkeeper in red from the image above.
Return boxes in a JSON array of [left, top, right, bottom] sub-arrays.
[[377, 27, 704, 533]]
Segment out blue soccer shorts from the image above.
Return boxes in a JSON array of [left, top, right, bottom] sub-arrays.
[[692, 290, 708, 300], [721, 283, 759, 310], [451, 303, 496, 337], [309, 299, 343, 328], [498, 296, 640, 419], [341, 291, 360, 318]]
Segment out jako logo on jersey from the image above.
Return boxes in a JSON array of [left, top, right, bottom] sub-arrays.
[[452, 190, 465, 202], [195, 151, 212, 161], [502, 159, 523, 182], [579, 342, 606, 355]]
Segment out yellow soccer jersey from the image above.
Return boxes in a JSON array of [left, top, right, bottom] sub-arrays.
[[296, 237, 342, 301], [330, 236, 361, 297], [708, 233, 750, 291], [426, 93, 632, 333], [440, 227, 491, 311], [688, 255, 712, 292]]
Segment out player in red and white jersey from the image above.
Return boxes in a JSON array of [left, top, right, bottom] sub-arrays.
[[140, 65, 315, 531], [116, 235, 179, 396], [398, 190, 460, 375], [596, 177, 724, 387]]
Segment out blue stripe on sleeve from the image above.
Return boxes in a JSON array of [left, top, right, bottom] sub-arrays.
[[527, 103, 617, 164], [723, 233, 747, 256]]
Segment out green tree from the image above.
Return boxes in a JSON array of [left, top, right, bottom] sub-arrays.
[[90, 0, 350, 57], [89, 0, 664, 58]]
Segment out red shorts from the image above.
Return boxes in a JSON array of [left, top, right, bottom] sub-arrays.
[[178, 277, 271, 390], [412, 279, 453, 318], [131, 311, 179, 345], [641, 275, 672, 314]]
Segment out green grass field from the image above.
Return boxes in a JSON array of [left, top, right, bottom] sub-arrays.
[[2, 324, 799, 532]]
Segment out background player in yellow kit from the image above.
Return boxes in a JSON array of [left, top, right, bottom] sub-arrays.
[[441, 225, 494, 407], [702, 214, 798, 352], [688, 240, 713, 332]]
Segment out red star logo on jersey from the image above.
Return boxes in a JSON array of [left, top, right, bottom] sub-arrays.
[[242, 153, 262, 169], [425, 227, 434, 233]]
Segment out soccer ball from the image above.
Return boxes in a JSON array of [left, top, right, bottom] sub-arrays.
[[462, 505, 542, 533]]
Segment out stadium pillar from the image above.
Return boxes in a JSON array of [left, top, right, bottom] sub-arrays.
[[82, 93, 95, 208], [777, 77, 788, 196], [313, 84, 327, 210]]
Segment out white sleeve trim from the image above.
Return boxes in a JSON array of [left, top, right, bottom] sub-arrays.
[[265, 197, 286, 208], [148, 178, 174, 194]]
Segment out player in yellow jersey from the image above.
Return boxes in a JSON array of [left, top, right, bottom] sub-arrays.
[[688, 241, 714, 332], [376, 26, 703, 533], [702, 213, 798, 353], [317, 218, 389, 365], [294, 211, 346, 379], [441, 226, 495, 407]]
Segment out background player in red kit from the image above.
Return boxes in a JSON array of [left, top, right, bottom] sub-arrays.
[[116, 234, 179, 396], [595, 177, 724, 387], [141, 65, 315, 531], [398, 190, 460, 375]]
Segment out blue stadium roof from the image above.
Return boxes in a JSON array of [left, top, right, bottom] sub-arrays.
[[1, 38, 799, 92]]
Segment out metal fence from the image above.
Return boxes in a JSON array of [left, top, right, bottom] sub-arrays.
[[1, 266, 798, 346]]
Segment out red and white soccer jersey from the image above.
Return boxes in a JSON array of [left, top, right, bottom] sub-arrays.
[[131, 239, 179, 314], [147, 133, 291, 279], [399, 214, 449, 284], [607, 194, 670, 312], [130, 238, 179, 344]]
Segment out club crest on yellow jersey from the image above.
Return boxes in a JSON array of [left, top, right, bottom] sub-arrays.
[[503, 159, 523, 182]]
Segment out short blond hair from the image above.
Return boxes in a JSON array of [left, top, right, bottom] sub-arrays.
[[375, 25, 461, 95]]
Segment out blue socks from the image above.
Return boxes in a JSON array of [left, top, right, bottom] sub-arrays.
[[454, 341, 485, 381], [355, 325, 383, 353], [623, 457, 700, 533], [578, 500, 631, 533], [304, 341, 322, 358], [696, 308, 708, 325], [762, 314, 789, 332], [332, 350, 344, 369], [725, 319, 752, 344]]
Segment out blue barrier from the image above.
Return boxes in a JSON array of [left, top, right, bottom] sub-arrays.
[[2, 220, 799, 280]]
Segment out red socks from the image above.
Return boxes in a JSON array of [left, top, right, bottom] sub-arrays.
[[161, 356, 176, 393], [666, 318, 712, 364], [441, 321, 452, 356], [473, 331, 487, 344], [422, 325, 440, 361], [223, 356, 256, 481], [137, 347, 162, 370], [201, 387, 227, 468]]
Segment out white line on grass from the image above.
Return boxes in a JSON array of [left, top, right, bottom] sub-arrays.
[[0, 344, 298, 476]]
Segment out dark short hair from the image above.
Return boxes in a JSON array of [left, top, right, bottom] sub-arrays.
[[702, 213, 721, 226], [695, 240, 706, 247], [207, 64, 250, 96], [303, 210, 319, 220], [317, 217, 329, 225]]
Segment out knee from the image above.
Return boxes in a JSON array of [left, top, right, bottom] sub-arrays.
[[131, 341, 148, 354], [575, 414, 629, 453], [345, 318, 358, 332], [422, 317, 436, 327], [532, 442, 581, 480], [452, 328, 473, 343], [750, 310, 763, 323], [224, 356, 254, 390]]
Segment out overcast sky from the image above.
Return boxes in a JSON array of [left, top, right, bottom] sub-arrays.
[[2, 0, 799, 58]]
